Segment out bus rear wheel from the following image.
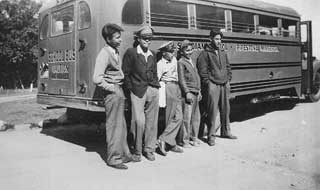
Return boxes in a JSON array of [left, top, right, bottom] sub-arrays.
[[309, 71, 320, 102]]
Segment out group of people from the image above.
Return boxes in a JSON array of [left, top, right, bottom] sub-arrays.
[[93, 23, 237, 170]]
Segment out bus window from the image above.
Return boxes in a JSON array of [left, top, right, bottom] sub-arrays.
[[40, 15, 49, 40], [150, 0, 188, 28], [196, 5, 225, 31], [78, 1, 91, 29], [232, 10, 254, 34], [282, 19, 297, 38], [51, 6, 74, 36], [122, 0, 143, 25], [258, 15, 278, 36]]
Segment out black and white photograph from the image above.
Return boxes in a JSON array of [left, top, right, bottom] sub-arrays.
[[0, 0, 319, 189]]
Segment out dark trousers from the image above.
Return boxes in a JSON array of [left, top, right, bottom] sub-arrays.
[[130, 86, 159, 155], [207, 82, 231, 140], [104, 86, 131, 166], [180, 93, 200, 144], [159, 82, 183, 146]]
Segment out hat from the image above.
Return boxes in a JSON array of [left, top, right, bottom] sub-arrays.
[[135, 26, 154, 37], [180, 40, 193, 49], [158, 41, 175, 53], [209, 29, 223, 38]]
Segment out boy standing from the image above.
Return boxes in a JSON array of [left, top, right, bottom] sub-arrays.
[[122, 26, 160, 161], [177, 40, 202, 147], [93, 23, 137, 170], [157, 41, 184, 155]]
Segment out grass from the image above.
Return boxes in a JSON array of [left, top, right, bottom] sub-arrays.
[[0, 98, 65, 125], [0, 88, 37, 97]]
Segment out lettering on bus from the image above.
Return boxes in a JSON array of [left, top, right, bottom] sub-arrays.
[[50, 64, 69, 80], [48, 49, 75, 63], [176, 42, 227, 51], [235, 44, 279, 53]]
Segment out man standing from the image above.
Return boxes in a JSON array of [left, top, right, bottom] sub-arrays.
[[93, 23, 138, 170], [197, 29, 237, 146], [157, 41, 184, 155], [122, 26, 160, 161]]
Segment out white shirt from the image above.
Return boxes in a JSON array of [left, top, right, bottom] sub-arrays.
[[157, 57, 178, 82], [137, 45, 153, 62], [157, 57, 178, 108]]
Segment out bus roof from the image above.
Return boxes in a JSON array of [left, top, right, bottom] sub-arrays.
[[208, 0, 300, 18], [38, 0, 300, 18]]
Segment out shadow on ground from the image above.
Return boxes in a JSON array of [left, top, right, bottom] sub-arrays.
[[230, 98, 300, 122], [40, 98, 301, 165], [41, 122, 110, 165]]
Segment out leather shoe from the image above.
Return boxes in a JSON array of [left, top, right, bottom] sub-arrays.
[[182, 143, 192, 148], [123, 154, 141, 163], [158, 139, 167, 156], [109, 163, 128, 170], [170, 145, 183, 153], [190, 139, 201, 147], [221, 134, 237, 139], [208, 138, 215, 146], [131, 154, 142, 162], [143, 152, 155, 161]]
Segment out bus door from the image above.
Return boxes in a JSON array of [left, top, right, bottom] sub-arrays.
[[47, 2, 76, 96], [300, 21, 313, 94], [38, 12, 50, 94], [76, 1, 93, 97]]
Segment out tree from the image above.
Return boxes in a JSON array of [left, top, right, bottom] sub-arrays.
[[0, 0, 41, 89]]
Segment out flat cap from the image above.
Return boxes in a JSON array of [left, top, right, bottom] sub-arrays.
[[209, 29, 223, 38], [135, 26, 154, 37], [180, 40, 193, 49], [158, 41, 175, 52]]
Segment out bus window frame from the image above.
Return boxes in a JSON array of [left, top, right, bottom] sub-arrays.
[[195, 4, 226, 31], [230, 9, 255, 34], [51, 5, 75, 37], [170, 0, 300, 38], [78, 1, 91, 31], [121, 0, 144, 26], [149, 0, 189, 29], [40, 14, 49, 40]]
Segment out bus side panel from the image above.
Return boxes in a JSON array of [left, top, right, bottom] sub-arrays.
[[227, 43, 302, 97]]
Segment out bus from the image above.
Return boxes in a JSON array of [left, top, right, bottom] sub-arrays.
[[37, 0, 320, 117]]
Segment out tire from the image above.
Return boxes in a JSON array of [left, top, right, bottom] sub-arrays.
[[309, 71, 320, 102]]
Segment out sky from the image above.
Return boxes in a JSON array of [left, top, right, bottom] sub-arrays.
[[37, 0, 320, 58]]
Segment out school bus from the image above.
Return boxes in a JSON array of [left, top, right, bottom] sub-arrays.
[[37, 0, 320, 114]]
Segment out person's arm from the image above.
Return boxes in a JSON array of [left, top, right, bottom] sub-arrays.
[[122, 49, 133, 93], [152, 53, 160, 84], [92, 49, 114, 92], [177, 61, 189, 95], [197, 51, 210, 85], [226, 53, 232, 81], [157, 59, 164, 81]]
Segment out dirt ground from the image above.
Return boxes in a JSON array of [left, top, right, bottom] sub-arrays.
[[0, 97, 319, 190]]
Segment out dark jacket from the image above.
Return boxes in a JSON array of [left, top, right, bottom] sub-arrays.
[[177, 57, 201, 95], [197, 44, 232, 85], [122, 47, 160, 98]]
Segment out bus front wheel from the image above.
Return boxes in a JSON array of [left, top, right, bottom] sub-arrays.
[[309, 71, 320, 102]]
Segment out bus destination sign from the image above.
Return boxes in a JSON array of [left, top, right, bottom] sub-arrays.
[[50, 64, 69, 80], [48, 49, 75, 80], [235, 44, 280, 53]]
